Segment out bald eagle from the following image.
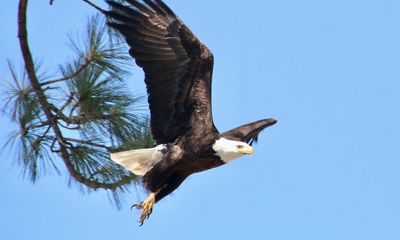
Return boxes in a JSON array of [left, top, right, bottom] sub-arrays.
[[103, 0, 277, 224]]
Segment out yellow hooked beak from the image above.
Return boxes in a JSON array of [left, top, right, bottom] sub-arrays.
[[238, 146, 254, 155]]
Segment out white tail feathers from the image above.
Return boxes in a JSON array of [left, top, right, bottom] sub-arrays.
[[110, 145, 165, 176]]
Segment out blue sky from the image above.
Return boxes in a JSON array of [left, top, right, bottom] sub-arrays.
[[1, 0, 400, 239]]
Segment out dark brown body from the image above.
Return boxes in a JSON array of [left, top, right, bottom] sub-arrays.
[[143, 129, 224, 202]]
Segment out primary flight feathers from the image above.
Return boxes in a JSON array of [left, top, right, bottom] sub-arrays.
[[107, 0, 214, 144]]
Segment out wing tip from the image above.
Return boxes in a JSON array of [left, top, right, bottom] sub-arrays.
[[266, 118, 278, 126]]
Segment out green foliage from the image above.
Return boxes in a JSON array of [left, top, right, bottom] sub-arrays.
[[113, 118, 155, 152], [65, 14, 131, 81], [3, 61, 57, 182], [2, 13, 153, 207], [3, 60, 42, 124]]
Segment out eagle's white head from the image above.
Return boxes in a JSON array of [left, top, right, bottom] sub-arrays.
[[212, 137, 254, 163]]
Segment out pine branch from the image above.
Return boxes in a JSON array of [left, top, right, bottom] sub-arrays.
[[23, 121, 50, 136], [50, 138, 59, 153], [26, 121, 50, 129], [40, 57, 94, 86], [59, 122, 80, 130], [64, 154, 136, 190], [59, 93, 75, 112], [17, 0, 138, 191], [37, 125, 52, 140], [64, 137, 112, 151], [18, 0, 62, 146], [50, 103, 113, 125]]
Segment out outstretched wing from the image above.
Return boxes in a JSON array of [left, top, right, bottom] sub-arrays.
[[222, 119, 277, 145], [106, 0, 214, 144]]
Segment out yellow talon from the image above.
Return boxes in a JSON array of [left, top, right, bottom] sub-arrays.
[[134, 193, 155, 225]]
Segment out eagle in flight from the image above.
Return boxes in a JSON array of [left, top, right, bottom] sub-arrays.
[[97, 0, 277, 225]]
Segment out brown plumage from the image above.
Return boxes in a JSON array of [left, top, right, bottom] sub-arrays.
[[104, 0, 277, 225]]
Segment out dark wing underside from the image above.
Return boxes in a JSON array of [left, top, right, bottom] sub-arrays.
[[222, 118, 277, 145], [106, 0, 214, 144]]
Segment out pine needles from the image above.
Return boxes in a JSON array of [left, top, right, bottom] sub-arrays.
[[3, 6, 154, 207]]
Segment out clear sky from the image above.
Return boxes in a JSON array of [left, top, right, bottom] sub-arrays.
[[1, 0, 400, 239]]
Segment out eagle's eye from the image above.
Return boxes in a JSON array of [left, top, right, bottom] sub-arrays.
[[237, 145, 244, 149]]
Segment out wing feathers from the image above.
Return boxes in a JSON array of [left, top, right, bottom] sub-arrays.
[[221, 119, 277, 145], [125, 0, 155, 14], [106, 0, 214, 143], [143, 0, 168, 16], [153, 0, 176, 16]]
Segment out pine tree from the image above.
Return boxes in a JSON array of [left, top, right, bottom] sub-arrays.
[[1, 0, 154, 207]]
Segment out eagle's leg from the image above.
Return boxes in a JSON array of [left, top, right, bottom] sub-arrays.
[[132, 193, 156, 225], [131, 172, 187, 225]]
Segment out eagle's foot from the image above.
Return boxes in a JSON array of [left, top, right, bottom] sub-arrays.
[[132, 193, 155, 226]]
